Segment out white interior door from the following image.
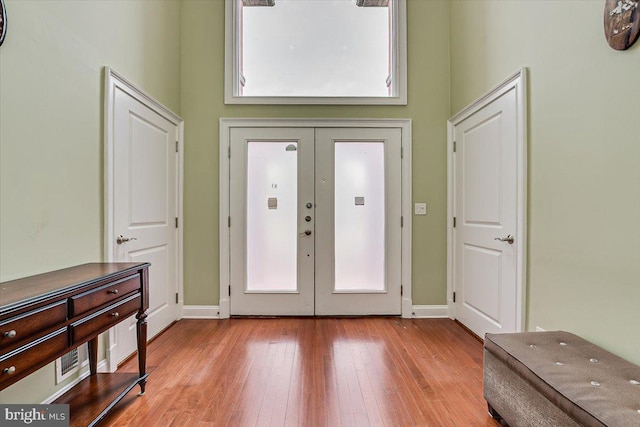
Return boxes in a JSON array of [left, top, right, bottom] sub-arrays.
[[315, 128, 402, 315], [229, 127, 401, 316], [453, 86, 519, 337], [111, 85, 179, 362]]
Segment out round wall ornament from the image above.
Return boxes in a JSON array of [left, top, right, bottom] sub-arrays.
[[0, 0, 6, 46], [604, 0, 640, 50]]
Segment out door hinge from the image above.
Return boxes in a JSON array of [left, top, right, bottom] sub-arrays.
[[400, 146, 404, 159], [175, 293, 179, 304], [453, 141, 457, 152], [175, 217, 179, 228], [453, 291, 456, 303], [228, 146, 231, 159], [176, 141, 179, 153], [453, 217, 457, 228], [401, 216, 404, 227], [228, 216, 231, 227], [400, 285, 403, 296], [228, 285, 231, 296]]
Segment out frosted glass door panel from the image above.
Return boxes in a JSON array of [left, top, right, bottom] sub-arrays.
[[334, 142, 385, 291], [246, 142, 298, 291]]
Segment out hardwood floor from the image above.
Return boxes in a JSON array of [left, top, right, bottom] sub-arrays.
[[98, 318, 498, 427]]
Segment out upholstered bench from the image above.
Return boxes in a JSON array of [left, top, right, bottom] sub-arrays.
[[483, 331, 640, 426]]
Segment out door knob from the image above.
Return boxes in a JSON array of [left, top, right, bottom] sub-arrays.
[[494, 235, 514, 244], [116, 235, 138, 245]]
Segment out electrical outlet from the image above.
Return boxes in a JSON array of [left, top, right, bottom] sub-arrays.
[[414, 203, 427, 215]]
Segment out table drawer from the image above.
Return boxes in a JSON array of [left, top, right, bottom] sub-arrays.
[[0, 328, 68, 389], [0, 301, 67, 351], [71, 294, 141, 345], [70, 274, 140, 317]]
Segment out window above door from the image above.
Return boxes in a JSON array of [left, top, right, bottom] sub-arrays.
[[224, 0, 407, 105]]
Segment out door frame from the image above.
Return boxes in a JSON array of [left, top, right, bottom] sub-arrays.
[[103, 67, 184, 372], [219, 118, 413, 318], [446, 68, 528, 332]]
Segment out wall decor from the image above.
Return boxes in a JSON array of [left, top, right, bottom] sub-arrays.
[[604, 0, 640, 50], [0, 0, 6, 46]]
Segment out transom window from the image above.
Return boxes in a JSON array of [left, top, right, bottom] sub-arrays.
[[225, 0, 407, 105]]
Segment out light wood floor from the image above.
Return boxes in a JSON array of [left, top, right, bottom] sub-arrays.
[[101, 318, 498, 427]]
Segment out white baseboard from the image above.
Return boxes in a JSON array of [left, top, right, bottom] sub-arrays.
[[42, 359, 108, 404], [411, 305, 449, 319], [182, 305, 221, 319]]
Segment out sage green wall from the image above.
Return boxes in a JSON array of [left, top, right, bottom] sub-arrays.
[[0, 0, 181, 404], [180, 0, 451, 306], [450, 0, 640, 364]]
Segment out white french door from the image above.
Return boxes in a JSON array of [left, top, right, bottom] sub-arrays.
[[229, 127, 402, 316], [229, 128, 315, 315]]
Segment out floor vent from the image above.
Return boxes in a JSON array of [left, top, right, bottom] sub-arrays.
[[56, 344, 88, 384]]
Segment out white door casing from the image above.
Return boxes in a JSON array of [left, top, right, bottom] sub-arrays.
[[447, 68, 527, 338], [104, 67, 184, 371], [220, 119, 413, 318]]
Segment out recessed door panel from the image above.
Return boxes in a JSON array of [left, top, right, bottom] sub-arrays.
[[462, 244, 501, 325], [463, 114, 502, 226], [130, 114, 169, 226]]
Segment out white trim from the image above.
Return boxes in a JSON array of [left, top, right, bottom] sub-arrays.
[[224, 0, 407, 105], [446, 67, 528, 332], [103, 66, 185, 370], [42, 359, 108, 404], [182, 305, 221, 319], [411, 305, 449, 319], [219, 118, 412, 318]]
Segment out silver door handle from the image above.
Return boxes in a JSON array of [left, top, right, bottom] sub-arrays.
[[494, 235, 514, 244], [116, 235, 138, 245]]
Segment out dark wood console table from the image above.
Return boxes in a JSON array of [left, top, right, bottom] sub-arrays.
[[0, 263, 150, 426]]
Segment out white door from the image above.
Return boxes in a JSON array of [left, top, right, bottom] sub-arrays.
[[315, 128, 402, 315], [229, 127, 402, 316], [111, 84, 180, 363], [452, 85, 520, 337], [229, 128, 316, 316]]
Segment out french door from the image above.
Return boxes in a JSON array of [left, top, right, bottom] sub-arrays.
[[229, 127, 402, 316]]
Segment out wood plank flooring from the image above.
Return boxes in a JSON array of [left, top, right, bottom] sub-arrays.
[[98, 318, 498, 427]]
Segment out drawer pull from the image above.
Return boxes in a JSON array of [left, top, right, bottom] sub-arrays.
[[3, 366, 16, 375], [107, 289, 119, 294], [3, 330, 17, 338], [111, 312, 120, 318]]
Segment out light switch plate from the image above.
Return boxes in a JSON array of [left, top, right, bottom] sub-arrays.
[[414, 203, 427, 215]]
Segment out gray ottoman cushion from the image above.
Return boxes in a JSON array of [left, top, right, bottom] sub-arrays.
[[484, 331, 640, 426]]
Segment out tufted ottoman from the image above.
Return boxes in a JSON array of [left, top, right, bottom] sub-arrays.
[[483, 331, 640, 426]]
